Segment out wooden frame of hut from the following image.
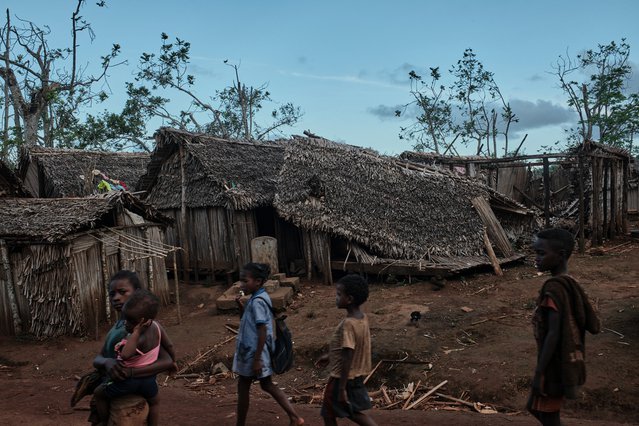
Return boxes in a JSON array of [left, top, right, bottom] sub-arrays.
[[401, 141, 632, 252], [19, 146, 150, 197], [275, 137, 536, 283], [137, 128, 304, 278], [0, 192, 172, 338]]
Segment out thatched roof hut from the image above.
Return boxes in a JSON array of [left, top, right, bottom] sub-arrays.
[[138, 128, 300, 275], [0, 160, 30, 198], [275, 137, 534, 280], [140, 128, 284, 210], [0, 192, 173, 337], [19, 146, 150, 198]]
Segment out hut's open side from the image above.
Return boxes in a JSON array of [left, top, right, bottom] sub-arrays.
[[0, 192, 173, 337]]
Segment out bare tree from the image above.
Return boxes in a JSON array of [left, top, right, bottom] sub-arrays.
[[0, 0, 121, 156]]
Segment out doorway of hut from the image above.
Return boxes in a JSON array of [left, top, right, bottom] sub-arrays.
[[254, 207, 305, 276]]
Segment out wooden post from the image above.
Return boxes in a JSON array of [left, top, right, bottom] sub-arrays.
[[325, 237, 333, 286], [543, 157, 551, 228], [603, 159, 609, 239], [179, 144, 190, 285], [304, 231, 312, 281], [0, 240, 22, 335], [145, 229, 155, 293], [622, 157, 629, 233], [173, 251, 181, 324], [228, 210, 242, 272], [609, 160, 617, 238], [482, 230, 503, 276], [591, 156, 601, 247], [577, 155, 585, 254], [100, 242, 111, 323]]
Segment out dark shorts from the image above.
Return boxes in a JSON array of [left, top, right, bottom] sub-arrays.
[[321, 376, 372, 419], [103, 375, 158, 400]]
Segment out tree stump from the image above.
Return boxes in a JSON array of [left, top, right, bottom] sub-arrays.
[[108, 394, 149, 426]]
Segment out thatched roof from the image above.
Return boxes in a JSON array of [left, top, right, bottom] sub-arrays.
[[139, 128, 285, 210], [0, 160, 30, 198], [0, 192, 170, 242], [275, 137, 531, 261], [19, 146, 150, 197]]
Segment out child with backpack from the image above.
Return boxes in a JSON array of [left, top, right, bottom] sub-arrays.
[[316, 274, 377, 426], [233, 262, 304, 426]]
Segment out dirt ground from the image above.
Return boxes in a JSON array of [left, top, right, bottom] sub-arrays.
[[1, 238, 638, 426]]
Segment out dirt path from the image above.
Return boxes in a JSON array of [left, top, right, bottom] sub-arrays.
[[1, 241, 638, 425]]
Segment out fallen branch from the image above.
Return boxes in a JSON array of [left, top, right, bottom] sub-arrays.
[[224, 324, 238, 335], [435, 392, 474, 408], [177, 335, 236, 375], [175, 373, 201, 379], [381, 386, 392, 405], [470, 315, 508, 326], [380, 400, 404, 410], [603, 242, 631, 253], [603, 327, 624, 339], [364, 360, 383, 385], [405, 380, 448, 410], [402, 380, 421, 410]]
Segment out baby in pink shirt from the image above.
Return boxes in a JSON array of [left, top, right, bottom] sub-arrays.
[[94, 289, 175, 426]]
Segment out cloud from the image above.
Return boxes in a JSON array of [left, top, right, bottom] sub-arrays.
[[189, 63, 218, 77], [378, 63, 420, 85], [627, 61, 639, 93], [509, 99, 575, 131], [287, 72, 404, 90], [368, 103, 420, 122]]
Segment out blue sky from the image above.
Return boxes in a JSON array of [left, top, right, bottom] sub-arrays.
[[4, 0, 639, 155]]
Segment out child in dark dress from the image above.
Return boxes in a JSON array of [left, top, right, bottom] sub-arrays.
[[529, 228, 600, 426]]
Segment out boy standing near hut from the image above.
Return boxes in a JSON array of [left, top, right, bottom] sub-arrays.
[[316, 274, 377, 426], [529, 228, 600, 426]]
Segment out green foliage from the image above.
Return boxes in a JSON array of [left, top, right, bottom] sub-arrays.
[[398, 49, 517, 157], [555, 39, 639, 154]]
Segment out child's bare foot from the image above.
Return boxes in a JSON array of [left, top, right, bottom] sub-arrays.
[[289, 416, 304, 426]]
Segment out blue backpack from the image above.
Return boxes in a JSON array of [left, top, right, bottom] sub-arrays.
[[256, 295, 294, 374]]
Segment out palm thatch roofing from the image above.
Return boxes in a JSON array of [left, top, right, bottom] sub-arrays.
[[275, 137, 532, 261], [19, 146, 150, 197], [138, 128, 285, 210], [0, 192, 170, 242], [0, 160, 30, 198]]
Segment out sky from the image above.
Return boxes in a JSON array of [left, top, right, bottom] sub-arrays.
[[3, 0, 639, 155]]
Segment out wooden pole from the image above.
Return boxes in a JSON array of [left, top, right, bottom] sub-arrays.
[[304, 231, 312, 281], [0, 240, 22, 335], [405, 380, 448, 410], [543, 157, 551, 228], [622, 157, 629, 234], [609, 160, 617, 238], [578, 154, 585, 254], [179, 144, 190, 285], [100, 242, 111, 323], [173, 251, 181, 324], [603, 159, 609, 239], [482, 229, 503, 276], [591, 156, 601, 247]]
